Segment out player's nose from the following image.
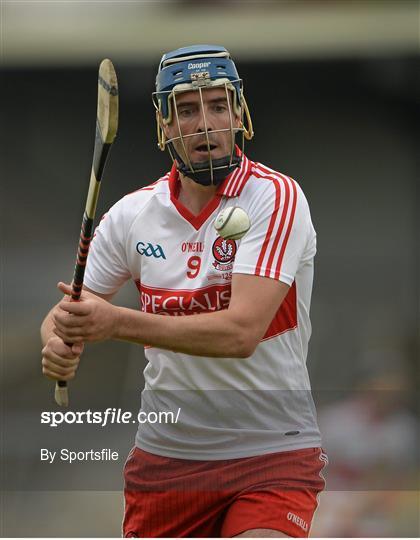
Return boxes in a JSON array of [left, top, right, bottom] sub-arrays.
[[196, 126, 213, 139], [196, 108, 215, 133]]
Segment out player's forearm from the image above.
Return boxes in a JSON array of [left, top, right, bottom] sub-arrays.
[[41, 308, 57, 345], [113, 306, 253, 358]]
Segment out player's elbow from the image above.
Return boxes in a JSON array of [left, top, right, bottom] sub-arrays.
[[229, 327, 259, 358], [236, 343, 256, 358], [216, 310, 263, 358]]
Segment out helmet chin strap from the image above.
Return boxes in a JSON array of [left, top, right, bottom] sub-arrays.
[[168, 142, 241, 187]]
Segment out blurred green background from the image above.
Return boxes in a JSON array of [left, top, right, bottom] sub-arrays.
[[1, 0, 419, 536]]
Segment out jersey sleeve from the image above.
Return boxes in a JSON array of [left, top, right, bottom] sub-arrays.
[[233, 178, 316, 286], [84, 198, 132, 294]]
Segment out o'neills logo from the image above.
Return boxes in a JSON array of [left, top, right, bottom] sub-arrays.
[[139, 283, 231, 316], [287, 512, 308, 532], [212, 237, 237, 271]]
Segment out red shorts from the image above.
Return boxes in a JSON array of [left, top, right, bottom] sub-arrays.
[[123, 446, 328, 538]]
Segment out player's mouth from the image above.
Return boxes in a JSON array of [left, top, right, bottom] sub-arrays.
[[193, 143, 218, 155], [192, 143, 218, 161], [194, 143, 217, 152]]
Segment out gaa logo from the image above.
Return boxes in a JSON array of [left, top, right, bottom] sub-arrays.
[[212, 237, 237, 265], [136, 242, 166, 259]]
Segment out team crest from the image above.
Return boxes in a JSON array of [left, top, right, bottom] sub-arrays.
[[212, 237, 237, 271]]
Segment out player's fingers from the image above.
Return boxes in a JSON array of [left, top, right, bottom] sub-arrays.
[[42, 362, 77, 377], [53, 326, 84, 344], [41, 347, 80, 368], [57, 282, 73, 296], [57, 282, 93, 303], [53, 310, 89, 328], [46, 337, 84, 359], [42, 353, 79, 371], [53, 317, 84, 337], [57, 300, 91, 316], [71, 342, 84, 356], [42, 357, 78, 377], [42, 365, 77, 382]]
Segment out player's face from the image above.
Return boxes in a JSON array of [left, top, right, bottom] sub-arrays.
[[164, 87, 241, 165]]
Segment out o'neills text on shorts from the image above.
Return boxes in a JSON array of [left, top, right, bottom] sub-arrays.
[[40, 407, 181, 428], [287, 512, 308, 532]]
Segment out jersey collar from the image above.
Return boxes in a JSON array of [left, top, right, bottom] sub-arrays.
[[167, 149, 252, 230], [217, 148, 252, 197]]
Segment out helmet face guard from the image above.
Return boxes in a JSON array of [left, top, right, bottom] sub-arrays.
[[153, 45, 254, 186]]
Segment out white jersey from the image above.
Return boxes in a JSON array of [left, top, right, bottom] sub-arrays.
[[84, 152, 322, 459]]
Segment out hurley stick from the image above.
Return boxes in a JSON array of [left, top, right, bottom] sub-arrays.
[[55, 59, 119, 407]]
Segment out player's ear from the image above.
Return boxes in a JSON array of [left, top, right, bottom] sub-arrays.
[[162, 122, 170, 138], [155, 110, 168, 151], [157, 111, 171, 138]]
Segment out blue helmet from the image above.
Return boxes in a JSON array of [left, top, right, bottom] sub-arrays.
[[155, 45, 242, 123], [153, 44, 254, 186]]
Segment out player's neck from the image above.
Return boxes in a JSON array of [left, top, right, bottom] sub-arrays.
[[178, 173, 218, 216]]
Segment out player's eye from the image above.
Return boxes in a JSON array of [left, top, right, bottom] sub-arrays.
[[178, 107, 195, 118], [213, 104, 227, 113]]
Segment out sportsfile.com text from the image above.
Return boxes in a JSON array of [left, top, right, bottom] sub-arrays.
[[41, 408, 181, 428]]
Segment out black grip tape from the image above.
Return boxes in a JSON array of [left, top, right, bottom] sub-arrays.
[[71, 212, 94, 300], [93, 121, 112, 181]]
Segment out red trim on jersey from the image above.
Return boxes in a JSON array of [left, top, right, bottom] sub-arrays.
[[262, 281, 297, 340], [253, 171, 281, 277], [139, 282, 226, 293], [220, 150, 252, 197], [253, 165, 298, 279], [264, 174, 291, 278], [275, 178, 298, 279]]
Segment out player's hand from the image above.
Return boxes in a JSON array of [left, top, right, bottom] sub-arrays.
[[42, 336, 84, 381], [52, 282, 119, 343]]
